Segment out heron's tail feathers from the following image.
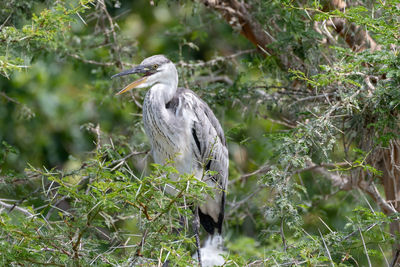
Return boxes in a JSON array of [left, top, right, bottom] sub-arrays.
[[193, 235, 225, 267]]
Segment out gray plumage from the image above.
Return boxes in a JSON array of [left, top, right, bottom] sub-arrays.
[[113, 55, 228, 235]]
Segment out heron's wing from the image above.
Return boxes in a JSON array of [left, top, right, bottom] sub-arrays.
[[172, 88, 228, 234], [173, 88, 228, 186]]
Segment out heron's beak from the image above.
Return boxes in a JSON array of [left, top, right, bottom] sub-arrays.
[[114, 76, 148, 95], [111, 65, 151, 95]]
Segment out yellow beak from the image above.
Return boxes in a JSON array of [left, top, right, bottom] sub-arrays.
[[115, 76, 148, 95]]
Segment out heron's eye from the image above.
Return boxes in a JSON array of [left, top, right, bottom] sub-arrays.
[[153, 64, 158, 69]]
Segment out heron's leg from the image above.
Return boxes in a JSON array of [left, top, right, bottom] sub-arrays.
[[194, 207, 203, 267]]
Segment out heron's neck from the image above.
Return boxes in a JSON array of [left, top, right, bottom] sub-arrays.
[[150, 85, 175, 104], [148, 79, 178, 105], [143, 80, 178, 140]]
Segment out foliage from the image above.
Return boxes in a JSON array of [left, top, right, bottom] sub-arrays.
[[0, 0, 399, 266], [1, 147, 209, 266]]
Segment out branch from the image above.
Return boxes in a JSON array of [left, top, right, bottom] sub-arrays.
[[298, 162, 352, 190], [0, 13, 12, 32], [194, 75, 234, 85], [229, 164, 271, 185], [0, 199, 36, 217], [288, 93, 337, 107], [325, 0, 380, 52], [304, 162, 398, 215], [98, 0, 122, 68], [68, 53, 133, 67], [358, 181, 397, 215], [109, 150, 149, 171], [197, 0, 305, 70], [227, 185, 266, 216], [0, 91, 21, 104], [178, 49, 255, 68]]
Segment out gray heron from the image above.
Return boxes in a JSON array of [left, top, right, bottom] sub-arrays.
[[112, 55, 228, 266]]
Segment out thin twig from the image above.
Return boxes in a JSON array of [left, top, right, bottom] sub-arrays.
[[0, 13, 12, 32], [342, 222, 378, 241], [98, 0, 122, 67], [109, 150, 149, 167], [135, 229, 148, 256], [378, 244, 390, 267], [359, 227, 372, 267], [280, 217, 287, 251], [289, 93, 337, 107], [228, 186, 265, 215], [318, 229, 334, 267], [229, 164, 271, 185], [295, 162, 350, 174], [0, 91, 20, 104], [318, 217, 334, 233]]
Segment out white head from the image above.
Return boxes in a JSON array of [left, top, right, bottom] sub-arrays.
[[112, 55, 178, 95]]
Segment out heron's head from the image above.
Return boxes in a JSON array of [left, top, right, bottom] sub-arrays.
[[112, 55, 177, 95]]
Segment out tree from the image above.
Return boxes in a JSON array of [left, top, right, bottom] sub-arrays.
[[0, 0, 399, 266]]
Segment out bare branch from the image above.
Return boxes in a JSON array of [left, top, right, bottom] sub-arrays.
[[0, 199, 36, 218], [194, 75, 234, 85], [0, 13, 12, 32], [319, 229, 334, 267], [68, 53, 133, 67], [358, 181, 397, 215], [178, 49, 255, 68], [229, 164, 271, 185], [0, 91, 21, 104], [359, 227, 372, 267]]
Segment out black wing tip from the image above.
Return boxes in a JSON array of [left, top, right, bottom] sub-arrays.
[[198, 207, 224, 235], [198, 208, 216, 235]]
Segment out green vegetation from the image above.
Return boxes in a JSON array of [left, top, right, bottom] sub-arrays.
[[1, 0, 399, 266]]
